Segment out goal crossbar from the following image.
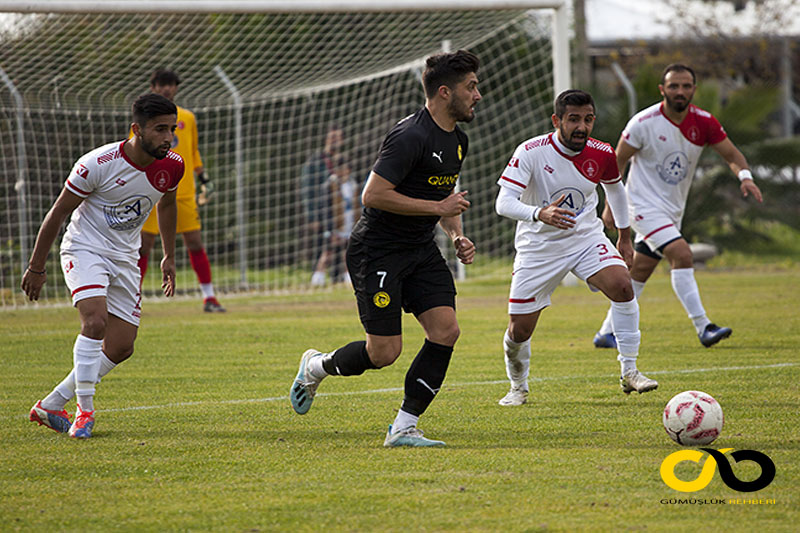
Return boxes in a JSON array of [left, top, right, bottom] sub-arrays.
[[1, 1, 565, 15]]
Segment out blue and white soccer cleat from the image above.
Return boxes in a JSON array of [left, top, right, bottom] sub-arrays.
[[29, 400, 72, 433], [383, 425, 445, 448], [68, 406, 95, 439], [290, 349, 322, 415], [593, 332, 617, 349], [698, 323, 732, 348]]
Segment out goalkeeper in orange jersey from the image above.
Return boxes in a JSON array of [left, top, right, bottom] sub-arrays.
[[137, 69, 225, 312]]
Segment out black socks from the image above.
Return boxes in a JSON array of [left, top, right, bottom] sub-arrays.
[[401, 339, 453, 416], [321, 341, 377, 376]]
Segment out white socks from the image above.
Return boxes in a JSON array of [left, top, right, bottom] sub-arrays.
[[503, 329, 531, 390], [307, 353, 329, 381], [611, 299, 641, 374], [392, 409, 419, 433], [42, 344, 117, 412], [618, 355, 638, 375], [599, 280, 645, 335], [200, 283, 215, 299], [671, 268, 711, 334], [73, 335, 102, 412], [310, 271, 327, 287], [600, 270, 712, 336]]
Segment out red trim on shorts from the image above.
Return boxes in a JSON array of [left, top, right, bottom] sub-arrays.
[[509, 297, 536, 303], [72, 284, 104, 296], [645, 224, 674, 240], [500, 176, 526, 189]]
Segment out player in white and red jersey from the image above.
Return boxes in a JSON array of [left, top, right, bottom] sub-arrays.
[[594, 64, 763, 350], [494, 90, 658, 406], [22, 93, 184, 439]]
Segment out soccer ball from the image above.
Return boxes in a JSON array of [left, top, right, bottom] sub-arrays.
[[662, 391, 724, 446]]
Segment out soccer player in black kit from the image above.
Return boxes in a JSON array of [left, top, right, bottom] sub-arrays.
[[290, 50, 480, 447]]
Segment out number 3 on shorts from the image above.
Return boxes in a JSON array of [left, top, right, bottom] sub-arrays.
[[596, 243, 609, 255]]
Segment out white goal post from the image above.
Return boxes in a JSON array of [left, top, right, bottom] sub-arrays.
[[0, 0, 570, 307]]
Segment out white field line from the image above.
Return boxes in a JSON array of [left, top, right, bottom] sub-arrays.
[[13, 361, 792, 419]]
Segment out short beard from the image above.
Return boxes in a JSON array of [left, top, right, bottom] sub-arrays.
[[448, 98, 474, 123], [559, 126, 587, 152], [666, 95, 690, 113], [142, 139, 169, 160]]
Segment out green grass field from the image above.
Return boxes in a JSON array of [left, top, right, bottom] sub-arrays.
[[1, 266, 798, 532]]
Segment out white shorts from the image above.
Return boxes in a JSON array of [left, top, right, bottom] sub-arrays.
[[508, 234, 627, 315], [631, 210, 683, 253], [61, 250, 142, 326]]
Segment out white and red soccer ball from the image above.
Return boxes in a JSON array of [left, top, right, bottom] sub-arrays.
[[663, 391, 724, 446]]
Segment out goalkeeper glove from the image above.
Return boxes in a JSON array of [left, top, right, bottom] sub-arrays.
[[197, 172, 214, 206]]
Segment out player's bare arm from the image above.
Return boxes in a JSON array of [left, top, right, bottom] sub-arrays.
[[602, 138, 640, 229], [616, 227, 634, 268], [537, 194, 576, 230], [21, 188, 84, 301], [710, 137, 763, 203], [439, 215, 475, 265], [157, 189, 178, 297], [362, 171, 470, 217]]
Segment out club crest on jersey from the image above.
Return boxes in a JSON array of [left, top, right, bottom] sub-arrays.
[[508, 157, 519, 168], [657, 151, 690, 185], [154, 169, 171, 190], [103, 194, 154, 231], [548, 187, 586, 216], [581, 159, 599, 178], [688, 125, 700, 143]]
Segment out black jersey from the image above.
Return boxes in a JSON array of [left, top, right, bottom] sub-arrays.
[[350, 107, 469, 247]]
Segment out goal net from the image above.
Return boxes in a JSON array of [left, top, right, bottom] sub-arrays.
[[0, 1, 568, 307]]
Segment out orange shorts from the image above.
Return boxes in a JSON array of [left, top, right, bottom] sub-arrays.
[[141, 195, 201, 235]]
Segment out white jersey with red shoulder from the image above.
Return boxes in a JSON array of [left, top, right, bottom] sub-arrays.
[[61, 140, 184, 261], [497, 131, 620, 257], [623, 102, 726, 223]]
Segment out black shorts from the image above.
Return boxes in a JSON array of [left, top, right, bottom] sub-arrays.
[[635, 236, 681, 260], [346, 239, 456, 336]]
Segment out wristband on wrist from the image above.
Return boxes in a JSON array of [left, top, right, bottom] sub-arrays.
[[197, 171, 208, 184], [738, 169, 753, 182], [27, 266, 46, 275], [532, 207, 541, 222]]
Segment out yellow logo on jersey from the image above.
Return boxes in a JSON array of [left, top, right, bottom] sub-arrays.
[[373, 291, 391, 308], [428, 174, 459, 187], [458, 144, 462, 161]]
